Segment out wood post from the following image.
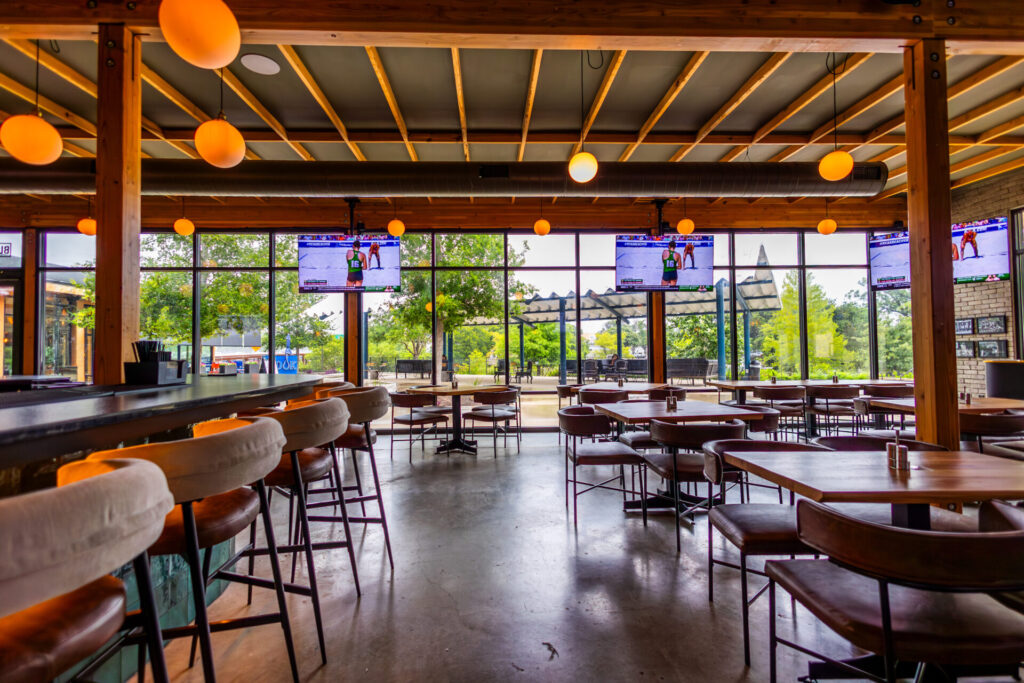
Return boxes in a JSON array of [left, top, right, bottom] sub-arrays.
[[649, 292, 666, 384], [21, 228, 36, 374], [903, 39, 960, 449], [344, 292, 362, 386], [93, 24, 142, 385]]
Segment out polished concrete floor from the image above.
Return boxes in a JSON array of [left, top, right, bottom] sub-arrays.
[[156, 433, 871, 682]]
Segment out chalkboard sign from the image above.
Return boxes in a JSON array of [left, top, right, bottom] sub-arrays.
[[955, 318, 975, 335], [956, 341, 976, 358], [977, 315, 1007, 334], [978, 339, 1009, 358]]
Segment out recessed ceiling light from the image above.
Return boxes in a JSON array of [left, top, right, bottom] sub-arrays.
[[240, 53, 280, 75]]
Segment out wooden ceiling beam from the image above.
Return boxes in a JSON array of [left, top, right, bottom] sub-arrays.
[[221, 67, 315, 161], [719, 52, 873, 163], [669, 52, 791, 162], [951, 154, 1024, 189], [572, 49, 626, 156], [0, 70, 94, 135], [6, 1, 1024, 54], [518, 49, 543, 162], [0, 195, 908, 230], [619, 51, 708, 161], [451, 47, 469, 162], [365, 46, 417, 161], [278, 44, 365, 161], [885, 144, 1018, 183]]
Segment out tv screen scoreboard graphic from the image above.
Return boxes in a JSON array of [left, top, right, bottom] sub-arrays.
[[869, 216, 1010, 290], [615, 234, 715, 292], [297, 234, 401, 293]]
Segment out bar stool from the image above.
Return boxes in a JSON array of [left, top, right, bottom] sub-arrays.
[[87, 416, 301, 683], [0, 459, 173, 683], [647, 419, 746, 552], [256, 398, 351, 665], [464, 389, 520, 455], [313, 386, 395, 572]]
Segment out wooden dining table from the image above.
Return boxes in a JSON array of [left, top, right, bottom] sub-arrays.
[[596, 399, 763, 512], [572, 381, 670, 394], [868, 396, 1024, 414], [406, 384, 506, 455], [720, 448, 1024, 529]]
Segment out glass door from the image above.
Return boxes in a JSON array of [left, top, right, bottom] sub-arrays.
[[0, 280, 20, 377]]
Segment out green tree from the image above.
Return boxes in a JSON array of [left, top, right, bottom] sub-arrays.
[[876, 288, 914, 377], [758, 271, 848, 378], [666, 314, 719, 359]]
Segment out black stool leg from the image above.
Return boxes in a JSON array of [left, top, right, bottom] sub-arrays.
[[364, 423, 395, 570], [291, 451, 328, 664], [741, 552, 751, 667], [187, 547, 213, 668], [182, 502, 217, 683], [245, 518, 257, 606], [329, 445, 362, 596], [133, 552, 169, 683], [257, 480, 301, 683]]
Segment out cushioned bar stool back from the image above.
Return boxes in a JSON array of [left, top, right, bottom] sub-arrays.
[[87, 418, 302, 683], [263, 397, 350, 453], [0, 459, 173, 683]]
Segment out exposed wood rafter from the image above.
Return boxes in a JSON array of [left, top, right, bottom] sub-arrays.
[[571, 49, 626, 156], [451, 47, 469, 161], [222, 67, 315, 161], [518, 49, 543, 162], [365, 46, 417, 161]]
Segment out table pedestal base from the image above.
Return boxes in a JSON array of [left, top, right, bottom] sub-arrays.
[[623, 487, 724, 514], [436, 437, 478, 455]]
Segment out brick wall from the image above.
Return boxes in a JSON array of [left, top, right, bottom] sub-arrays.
[[950, 167, 1023, 395]]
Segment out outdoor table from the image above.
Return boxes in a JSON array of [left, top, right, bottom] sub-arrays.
[[868, 396, 1024, 415], [596, 399, 763, 512], [720, 449, 1024, 529], [407, 384, 506, 455], [707, 378, 913, 437]]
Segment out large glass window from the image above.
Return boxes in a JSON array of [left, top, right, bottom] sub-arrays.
[[806, 268, 869, 378], [667, 270, 733, 387], [876, 288, 914, 378]]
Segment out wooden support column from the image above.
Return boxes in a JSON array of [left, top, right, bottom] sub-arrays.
[[649, 292, 666, 384], [94, 24, 141, 384], [344, 292, 362, 386], [903, 39, 959, 449], [21, 228, 36, 374]]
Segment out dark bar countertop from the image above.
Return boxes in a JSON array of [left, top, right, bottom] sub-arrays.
[[0, 374, 322, 468]]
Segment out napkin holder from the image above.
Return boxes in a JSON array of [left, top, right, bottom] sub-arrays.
[[124, 360, 188, 386]]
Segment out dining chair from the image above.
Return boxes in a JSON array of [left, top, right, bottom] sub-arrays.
[[577, 388, 629, 405], [703, 442, 831, 666], [959, 411, 1024, 453], [647, 419, 746, 552], [389, 391, 449, 460], [649, 386, 687, 400], [804, 385, 861, 436], [813, 435, 948, 452], [558, 406, 646, 528], [766, 500, 1024, 683], [464, 389, 519, 455], [752, 386, 806, 440]]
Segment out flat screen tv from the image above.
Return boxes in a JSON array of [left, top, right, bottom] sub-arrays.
[[298, 234, 401, 293], [868, 216, 1011, 291], [615, 234, 714, 292], [868, 231, 911, 291], [951, 215, 1010, 284]]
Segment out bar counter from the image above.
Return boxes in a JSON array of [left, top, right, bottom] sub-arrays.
[[0, 374, 322, 468]]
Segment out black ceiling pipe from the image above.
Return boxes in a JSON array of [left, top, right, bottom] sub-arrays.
[[0, 159, 888, 197]]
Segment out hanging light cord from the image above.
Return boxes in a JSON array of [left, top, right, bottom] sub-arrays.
[[578, 51, 584, 152], [825, 53, 850, 152], [181, 196, 186, 219], [218, 68, 225, 118]]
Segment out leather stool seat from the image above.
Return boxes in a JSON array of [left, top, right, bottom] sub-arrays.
[[710, 504, 810, 556], [394, 412, 447, 426], [619, 430, 660, 450], [0, 576, 126, 683], [334, 424, 377, 449], [570, 441, 643, 466], [766, 559, 1024, 666], [149, 487, 260, 556], [464, 409, 516, 422], [264, 447, 333, 488]]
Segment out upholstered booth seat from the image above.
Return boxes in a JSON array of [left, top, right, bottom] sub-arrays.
[[0, 576, 127, 683], [767, 559, 1024, 666]]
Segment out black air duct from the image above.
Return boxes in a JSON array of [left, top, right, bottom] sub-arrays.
[[0, 160, 888, 197]]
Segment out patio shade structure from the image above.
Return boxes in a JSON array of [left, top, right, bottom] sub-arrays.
[[468, 246, 781, 382]]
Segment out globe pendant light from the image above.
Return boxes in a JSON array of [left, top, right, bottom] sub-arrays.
[[0, 42, 62, 166], [387, 200, 405, 236], [195, 70, 246, 168], [568, 51, 598, 184], [817, 199, 837, 235], [174, 197, 195, 236], [533, 198, 551, 235], [159, 0, 241, 70], [77, 198, 96, 236], [676, 198, 695, 235], [819, 53, 853, 182]]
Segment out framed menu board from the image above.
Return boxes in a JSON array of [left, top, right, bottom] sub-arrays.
[[977, 315, 1007, 334], [955, 318, 975, 335]]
